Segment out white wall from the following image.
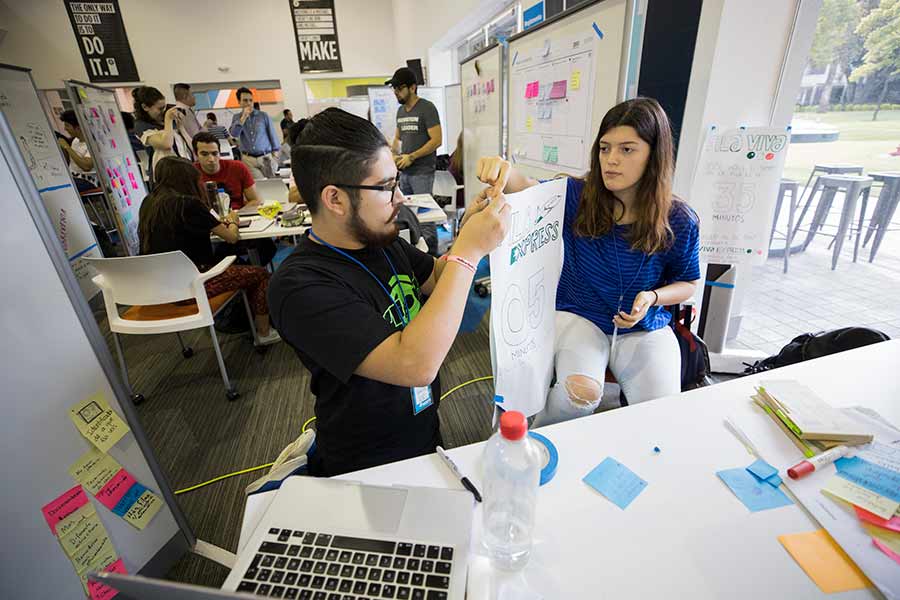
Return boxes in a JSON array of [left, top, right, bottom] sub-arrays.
[[0, 0, 400, 116]]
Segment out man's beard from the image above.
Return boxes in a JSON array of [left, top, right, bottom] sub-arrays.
[[348, 201, 400, 249]]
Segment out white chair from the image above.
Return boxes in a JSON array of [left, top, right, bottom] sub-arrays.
[[255, 178, 290, 204], [433, 170, 463, 237], [87, 252, 258, 403]]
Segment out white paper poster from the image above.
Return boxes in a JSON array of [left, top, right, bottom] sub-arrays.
[[689, 127, 790, 265], [490, 178, 566, 417], [368, 87, 397, 143]]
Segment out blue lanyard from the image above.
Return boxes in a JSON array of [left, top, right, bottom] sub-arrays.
[[309, 230, 411, 326]]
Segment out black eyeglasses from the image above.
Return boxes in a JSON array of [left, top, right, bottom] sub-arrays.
[[332, 173, 401, 198]]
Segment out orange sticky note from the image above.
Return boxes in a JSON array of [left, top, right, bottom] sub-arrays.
[[778, 529, 872, 593]]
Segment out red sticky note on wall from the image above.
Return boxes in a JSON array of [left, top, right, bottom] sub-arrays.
[[42, 484, 89, 535]]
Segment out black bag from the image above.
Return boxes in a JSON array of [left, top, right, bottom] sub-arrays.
[[670, 307, 711, 391], [742, 327, 890, 375], [214, 297, 250, 334]]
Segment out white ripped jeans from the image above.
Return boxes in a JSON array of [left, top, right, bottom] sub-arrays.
[[533, 311, 682, 427]]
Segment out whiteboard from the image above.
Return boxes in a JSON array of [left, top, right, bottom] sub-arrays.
[[461, 44, 504, 207], [507, 0, 632, 179], [67, 81, 149, 256], [367, 86, 451, 155], [339, 97, 370, 119], [368, 87, 397, 142], [0, 65, 101, 299], [443, 84, 462, 160], [0, 114, 187, 599]]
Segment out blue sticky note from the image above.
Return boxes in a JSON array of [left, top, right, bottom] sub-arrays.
[[716, 468, 793, 512], [112, 482, 147, 517], [583, 457, 647, 510], [746, 459, 778, 481], [765, 472, 783, 488], [835, 456, 900, 503]]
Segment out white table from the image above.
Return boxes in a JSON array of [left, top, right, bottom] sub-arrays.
[[404, 193, 447, 225], [238, 341, 900, 598]]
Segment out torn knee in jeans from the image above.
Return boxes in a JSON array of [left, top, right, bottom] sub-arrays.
[[564, 374, 602, 408]]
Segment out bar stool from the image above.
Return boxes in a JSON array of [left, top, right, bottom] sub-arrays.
[[796, 175, 872, 269], [862, 172, 900, 263], [768, 179, 800, 274], [791, 163, 864, 240]]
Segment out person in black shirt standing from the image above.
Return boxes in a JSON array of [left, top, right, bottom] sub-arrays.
[[268, 108, 510, 476]]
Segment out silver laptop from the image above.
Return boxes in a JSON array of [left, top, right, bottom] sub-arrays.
[[93, 476, 474, 600]]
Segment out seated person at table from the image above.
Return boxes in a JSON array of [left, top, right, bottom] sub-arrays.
[[475, 98, 700, 425], [267, 108, 510, 476], [192, 131, 261, 211], [57, 109, 98, 192], [193, 131, 277, 265], [139, 157, 280, 345]]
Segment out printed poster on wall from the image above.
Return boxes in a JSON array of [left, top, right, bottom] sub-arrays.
[[289, 0, 343, 73], [689, 127, 790, 266], [490, 178, 566, 417], [63, 1, 140, 83]]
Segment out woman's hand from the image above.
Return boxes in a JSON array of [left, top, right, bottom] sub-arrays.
[[223, 210, 240, 226], [475, 156, 511, 198], [613, 291, 657, 329], [459, 193, 489, 229]]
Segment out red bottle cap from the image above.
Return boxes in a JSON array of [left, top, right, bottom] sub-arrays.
[[500, 411, 527, 441], [787, 461, 815, 480]]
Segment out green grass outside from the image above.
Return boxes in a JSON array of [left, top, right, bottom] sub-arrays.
[[783, 110, 900, 183]]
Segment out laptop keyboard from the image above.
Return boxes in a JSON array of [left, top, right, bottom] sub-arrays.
[[235, 528, 455, 600]]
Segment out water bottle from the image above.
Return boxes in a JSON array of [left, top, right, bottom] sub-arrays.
[[481, 410, 541, 570], [205, 181, 218, 211], [216, 188, 230, 217]]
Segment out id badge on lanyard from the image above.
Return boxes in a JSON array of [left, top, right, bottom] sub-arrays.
[[412, 385, 433, 415]]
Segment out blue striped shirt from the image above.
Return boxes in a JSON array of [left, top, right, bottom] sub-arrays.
[[555, 177, 700, 335]]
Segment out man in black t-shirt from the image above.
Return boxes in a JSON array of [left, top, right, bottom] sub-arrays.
[[268, 108, 510, 476]]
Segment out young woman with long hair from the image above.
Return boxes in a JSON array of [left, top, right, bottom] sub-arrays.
[[138, 157, 279, 344], [474, 97, 700, 424], [132, 86, 193, 176]]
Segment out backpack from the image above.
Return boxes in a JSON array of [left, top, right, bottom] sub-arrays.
[[742, 327, 890, 375], [670, 306, 712, 391]]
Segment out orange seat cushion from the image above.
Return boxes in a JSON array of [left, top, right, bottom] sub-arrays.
[[120, 291, 237, 321]]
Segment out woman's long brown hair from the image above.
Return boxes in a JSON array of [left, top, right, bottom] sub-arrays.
[[574, 97, 676, 254], [138, 157, 206, 254]]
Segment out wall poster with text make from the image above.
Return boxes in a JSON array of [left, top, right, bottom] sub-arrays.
[[289, 0, 343, 73]]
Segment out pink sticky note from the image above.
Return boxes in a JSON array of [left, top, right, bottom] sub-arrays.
[[110, 139, 117, 149], [42, 485, 89, 535], [95, 469, 137, 510], [131, 181, 138, 190], [549, 80, 567, 99], [873, 538, 900, 565], [126, 157, 132, 166], [88, 558, 127, 600], [855, 506, 900, 533], [525, 81, 539, 99], [91, 108, 99, 118]]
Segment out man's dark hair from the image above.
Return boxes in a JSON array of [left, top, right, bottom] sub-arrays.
[[236, 86, 252, 100], [206, 112, 217, 122], [292, 108, 388, 214], [60, 109, 79, 128], [173, 83, 190, 97], [283, 109, 291, 117], [287, 118, 309, 145], [120, 111, 135, 131], [192, 131, 220, 153]]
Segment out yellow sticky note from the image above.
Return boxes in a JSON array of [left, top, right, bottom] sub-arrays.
[[778, 529, 872, 593], [69, 447, 122, 495], [822, 475, 900, 520], [123, 489, 163, 530], [55, 502, 96, 539], [61, 515, 116, 575], [863, 523, 900, 555], [69, 393, 129, 453], [570, 69, 582, 90], [526, 117, 533, 132]]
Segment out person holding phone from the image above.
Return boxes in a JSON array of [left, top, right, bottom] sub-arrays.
[[475, 98, 700, 425], [132, 86, 194, 178], [139, 157, 280, 345]]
